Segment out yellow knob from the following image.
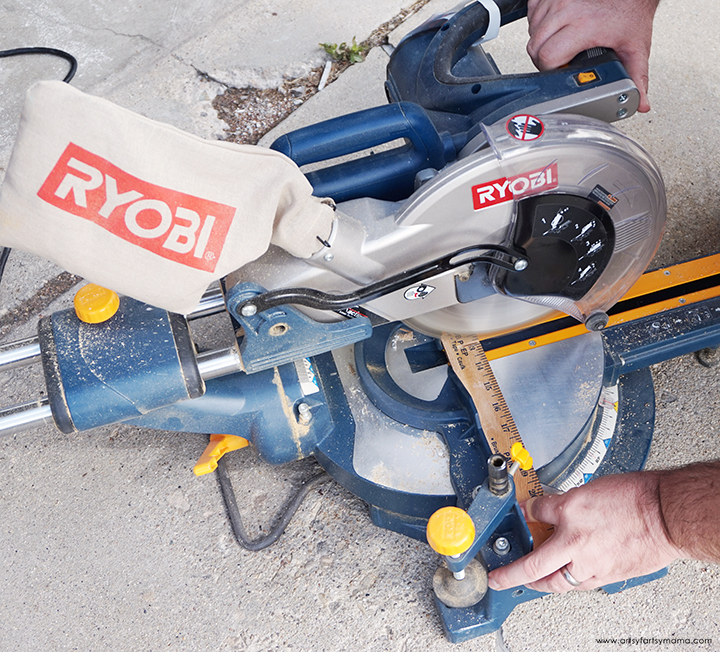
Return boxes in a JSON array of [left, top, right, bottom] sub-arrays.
[[74, 284, 120, 323], [426, 506, 475, 557], [510, 442, 533, 471]]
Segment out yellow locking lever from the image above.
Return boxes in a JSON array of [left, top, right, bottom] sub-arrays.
[[193, 434, 249, 476], [509, 442, 533, 476]]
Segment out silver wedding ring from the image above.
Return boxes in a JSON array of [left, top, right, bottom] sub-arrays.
[[562, 565, 582, 587]]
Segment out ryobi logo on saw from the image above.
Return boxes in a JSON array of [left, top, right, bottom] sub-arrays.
[[471, 163, 558, 211], [37, 143, 234, 272]]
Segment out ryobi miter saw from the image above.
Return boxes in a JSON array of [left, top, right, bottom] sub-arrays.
[[1, 0, 720, 644]]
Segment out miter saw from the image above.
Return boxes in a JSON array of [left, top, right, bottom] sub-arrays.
[[1, 0, 720, 644]]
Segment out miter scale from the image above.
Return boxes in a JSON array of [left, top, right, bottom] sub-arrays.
[[1, 0, 720, 645]]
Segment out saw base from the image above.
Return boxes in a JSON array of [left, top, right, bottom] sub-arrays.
[[308, 323, 661, 640], [342, 323, 655, 500]]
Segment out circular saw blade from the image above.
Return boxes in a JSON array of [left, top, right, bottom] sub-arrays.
[[403, 292, 555, 339]]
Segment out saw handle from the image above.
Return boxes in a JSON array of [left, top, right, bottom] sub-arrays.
[[270, 101, 455, 203], [393, 0, 637, 127], [431, 0, 624, 87], [432, 0, 528, 86]]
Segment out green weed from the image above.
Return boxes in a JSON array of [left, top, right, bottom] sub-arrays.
[[319, 37, 367, 63]]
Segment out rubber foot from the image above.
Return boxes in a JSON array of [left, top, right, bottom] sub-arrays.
[[696, 347, 719, 368], [433, 558, 488, 609]]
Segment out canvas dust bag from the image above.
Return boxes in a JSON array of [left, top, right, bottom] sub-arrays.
[[0, 81, 335, 314]]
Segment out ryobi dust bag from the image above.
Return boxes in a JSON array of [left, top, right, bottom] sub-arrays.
[[0, 81, 335, 314]]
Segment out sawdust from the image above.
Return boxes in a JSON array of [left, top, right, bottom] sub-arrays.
[[271, 366, 312, 460]]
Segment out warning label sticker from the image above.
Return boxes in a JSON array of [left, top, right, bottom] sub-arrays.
[[589, 184, 620, 211], [506, 114, 545, 141]]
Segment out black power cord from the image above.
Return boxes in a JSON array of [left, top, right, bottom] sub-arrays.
[[216, 454, 329, 551], [0, 46, 78, 287], [0, 247, 10, 282], [0, 46, 77, 83]]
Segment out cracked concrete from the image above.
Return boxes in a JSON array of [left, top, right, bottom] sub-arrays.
[[0, 0, 719, 651], [1, 0, 419, 162]]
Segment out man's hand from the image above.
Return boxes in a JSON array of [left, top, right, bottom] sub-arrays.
[[488, 472, 680, 593], [526, 0, 660, 112]]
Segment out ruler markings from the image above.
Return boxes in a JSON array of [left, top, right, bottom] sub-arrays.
[[441, 333, 554, 548]]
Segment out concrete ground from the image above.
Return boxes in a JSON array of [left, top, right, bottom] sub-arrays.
[[0, 1, 719, 651]]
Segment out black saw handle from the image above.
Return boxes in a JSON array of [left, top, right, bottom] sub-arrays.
[[386, 0, 637, 127], [432, 0, 529, 85]]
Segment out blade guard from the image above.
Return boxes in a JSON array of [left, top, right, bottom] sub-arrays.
[[483, 113, 666, 327], [229, 113, 666, 338]]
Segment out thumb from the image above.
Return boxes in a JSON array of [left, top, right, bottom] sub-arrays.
[[521, 493, 564, 527], [618, 49, 651, 112]]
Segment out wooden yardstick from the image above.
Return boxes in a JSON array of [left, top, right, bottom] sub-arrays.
[[441, 333, 554, 548]]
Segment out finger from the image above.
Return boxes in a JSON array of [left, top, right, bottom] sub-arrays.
[[527, 566, 609, 593], [519, 496, 540, 523], [526, 0, 542, 18], [488, 537, 572, 591], [529, 25, 596, 71], [616, 48, 651, 112], [527, 16, 571, 66], [523, 492, 565, 526], [526, 0, 552, 36], [526, 568, 583, 594]]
